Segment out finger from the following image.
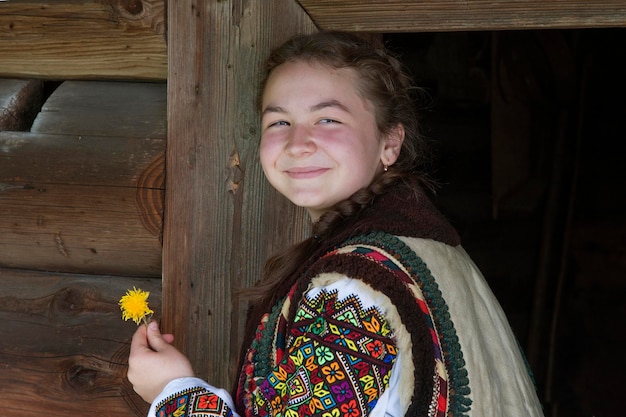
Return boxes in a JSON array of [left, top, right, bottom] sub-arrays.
[[145, 320, 169, 352], [162, 333, 175, 344], [130, 322, 149, 354]]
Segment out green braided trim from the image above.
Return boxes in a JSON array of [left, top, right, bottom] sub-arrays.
[[252, 297, 285, 379], [342, 231, 472, 417]]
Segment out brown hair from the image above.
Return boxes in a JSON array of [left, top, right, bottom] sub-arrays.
[[246, 30, 433, 307]]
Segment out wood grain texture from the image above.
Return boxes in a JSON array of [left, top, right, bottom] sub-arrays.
[[0, 80, 166, 276], [297, 0, 626, 32], [0, 131, 164, 276], [0, 268, 161, 417], [163, 0, 314, 388], [31, 81, 167, 138], [0, 0, 167, 81], [0, 180, 163, 276]]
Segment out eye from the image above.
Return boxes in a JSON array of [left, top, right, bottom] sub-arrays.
[[319, 118, 340, 124], [267, 120, 290, 128]]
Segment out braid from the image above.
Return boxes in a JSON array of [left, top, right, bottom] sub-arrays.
[[241, 170, 411, 304]]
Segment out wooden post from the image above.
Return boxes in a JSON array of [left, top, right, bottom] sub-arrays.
[[163, 0, 314, 388]]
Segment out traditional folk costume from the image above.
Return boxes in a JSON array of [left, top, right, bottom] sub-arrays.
[[149, 181, 544, 417]]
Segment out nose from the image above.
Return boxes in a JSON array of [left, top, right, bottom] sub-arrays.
[[284, 124, 315, 156]]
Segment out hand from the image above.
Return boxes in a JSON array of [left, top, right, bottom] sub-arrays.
[[128, 320, 195, 403]]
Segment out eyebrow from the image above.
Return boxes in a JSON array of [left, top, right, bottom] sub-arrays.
[[262, 99, 351, 116], [310, 99, 351, 113], [262, 105, 286, 116]]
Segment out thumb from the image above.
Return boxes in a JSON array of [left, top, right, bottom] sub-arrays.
[[146, 321, 170, 352]]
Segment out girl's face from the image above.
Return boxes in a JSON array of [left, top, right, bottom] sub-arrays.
[[260, 60, 403, 221]]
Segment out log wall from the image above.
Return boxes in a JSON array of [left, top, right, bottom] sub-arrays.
[[0, 78, 166, 416], [0, 267, 161, 417], [0, 0, 167, 81], [2, 2, 169, 415], [0, 81, 165, 277]]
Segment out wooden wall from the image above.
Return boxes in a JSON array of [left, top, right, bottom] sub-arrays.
[[0, 0, 167, 81], [1, 80, 166, 277], [0, 78, 166, 415], [1, 1, 168, 415], [0, 269, 161, 416]]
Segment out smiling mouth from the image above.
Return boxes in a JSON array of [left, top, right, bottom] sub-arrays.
[[285, 167, 329, 179]]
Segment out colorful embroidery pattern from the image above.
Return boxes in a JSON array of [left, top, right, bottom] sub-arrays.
[[156, 387, 234, 417], [337, 232, 472, 417], [335, 244, 449, 416], [253, 289, 397, 417], [157, 232, 470, 417]]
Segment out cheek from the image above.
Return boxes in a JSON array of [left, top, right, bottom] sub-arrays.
[[259, 136, 278, 171], [345, 136, 383, 166]]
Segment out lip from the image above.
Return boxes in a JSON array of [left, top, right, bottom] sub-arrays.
[[284, 166, 330, 179]]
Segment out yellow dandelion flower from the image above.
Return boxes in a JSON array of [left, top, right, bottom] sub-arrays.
[[119, 287, 154, 325]]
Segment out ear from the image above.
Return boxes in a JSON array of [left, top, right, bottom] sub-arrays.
[[381, 123, 405, 167]]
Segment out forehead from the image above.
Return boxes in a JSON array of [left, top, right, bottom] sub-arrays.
[[267, 61, 350, 87], [262, 60, 370, 110]]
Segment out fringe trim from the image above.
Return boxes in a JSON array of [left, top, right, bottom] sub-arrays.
[[252, 298, 285, 379]]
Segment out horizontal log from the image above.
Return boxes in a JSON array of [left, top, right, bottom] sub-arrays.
[[0, 79, 44, 131], [0, 131, 165, 187], [298, 0, 626, 32], [0, 181, 164, 276], [32, 81, 167, 138], [0, 0, 167, 81], [0, 132, 164, 277], [0, 268, 161, 417]]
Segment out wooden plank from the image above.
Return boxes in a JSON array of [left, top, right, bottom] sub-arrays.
[[163, 0, 314, 388], [0, 267, 161, 417], [32, 81, 167, 138], [0, 0, 167, 81], [0, 132, 164, 277], [296, 0, 626, 32], [0, 79, 44, 131]]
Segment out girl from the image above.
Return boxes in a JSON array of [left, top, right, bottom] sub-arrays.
[[128, 31, 544, 417]]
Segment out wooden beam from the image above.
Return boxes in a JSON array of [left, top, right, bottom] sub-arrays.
[[0, 0, 167, 81], [0, 268, 161, 417], [296, 0, 626, 32], [163, 0, 314, 388]]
